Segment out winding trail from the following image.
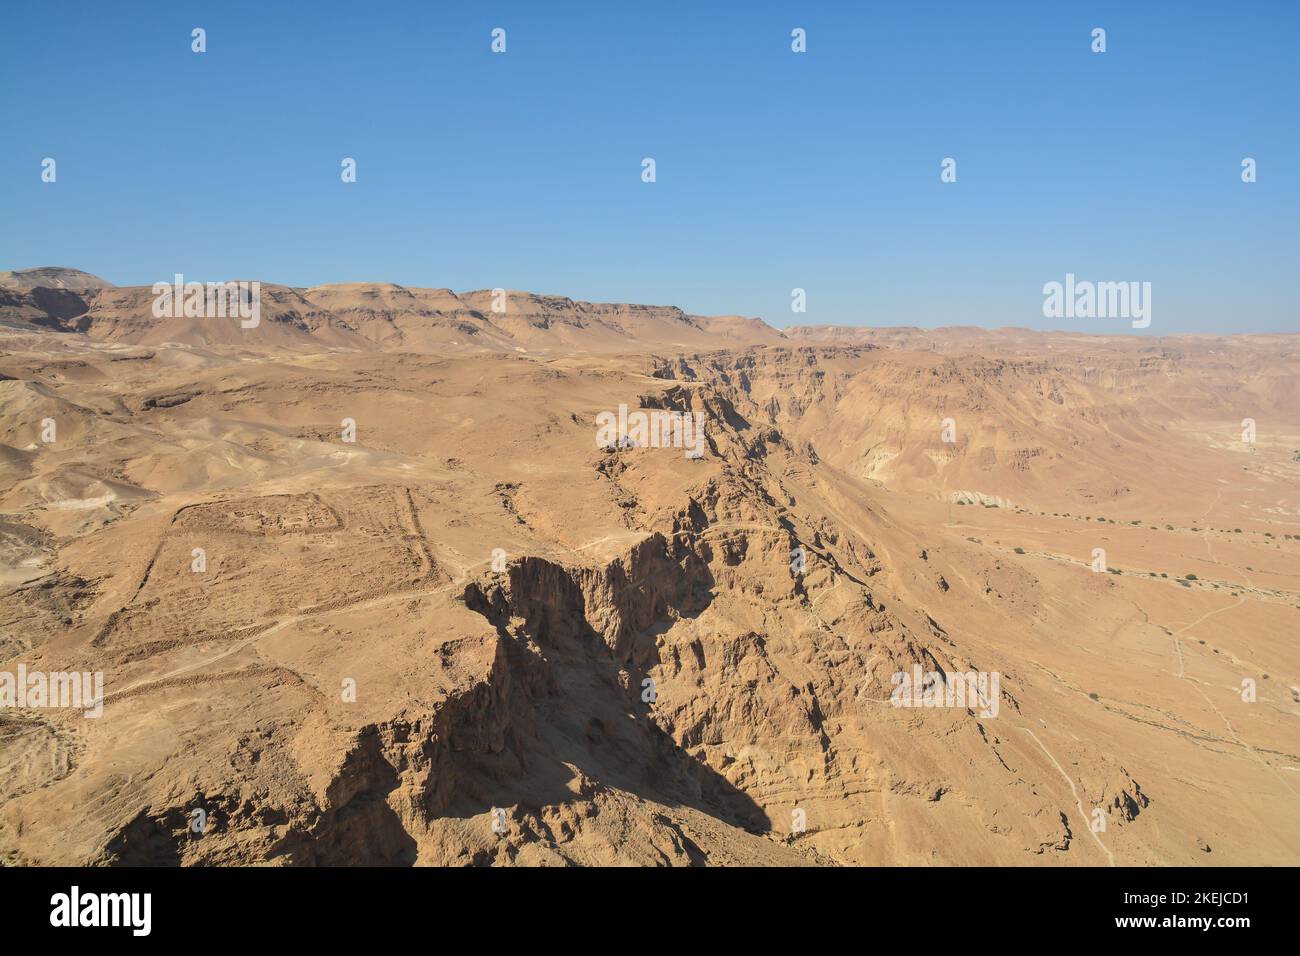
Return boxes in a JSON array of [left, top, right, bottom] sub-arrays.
[[1022, 727, 1115, 866]]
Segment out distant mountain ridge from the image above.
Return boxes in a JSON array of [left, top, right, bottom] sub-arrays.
[[0, 266, 115, 292], [5, 268, 1295, 356], [0, 267, 788, 354]]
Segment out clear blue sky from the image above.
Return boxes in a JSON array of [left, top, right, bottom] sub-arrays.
[[2, 1, 1296, 333]]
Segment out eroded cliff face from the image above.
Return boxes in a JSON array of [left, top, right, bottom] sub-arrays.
[[448, 442, 1152, 866], [4, 337, 1292, 866]]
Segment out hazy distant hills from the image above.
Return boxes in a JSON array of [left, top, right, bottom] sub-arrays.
[[8, 267, 1295, 360], [0, 267, 789, 354], [0, 266, 115, 293]]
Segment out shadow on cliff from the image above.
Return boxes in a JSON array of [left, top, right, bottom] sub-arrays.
[[455, 540, 771, 846], [101, 749, 419, 867]]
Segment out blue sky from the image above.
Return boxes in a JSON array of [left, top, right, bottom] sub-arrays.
[[1, 1, 1296, 333]]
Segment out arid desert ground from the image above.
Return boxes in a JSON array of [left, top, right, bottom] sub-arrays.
[[1, 267, 1297, 866]]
